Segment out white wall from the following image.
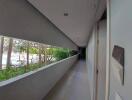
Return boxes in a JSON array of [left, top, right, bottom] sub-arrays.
[[86, 20, 106, 100], [0, 0, 77, 50], [86, 25, 97, 100], [0, 55, 78, 100], [109, 0, 132, 100], [96, 20, 106, 100]]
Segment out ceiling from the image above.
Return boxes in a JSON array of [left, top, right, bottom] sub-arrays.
[[28, 0, 106, 47]]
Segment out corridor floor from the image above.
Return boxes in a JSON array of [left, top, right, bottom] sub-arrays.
[[43, 60, 91, 100]]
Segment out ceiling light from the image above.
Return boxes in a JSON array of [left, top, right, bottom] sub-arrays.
[[64, 13, 69, 16]]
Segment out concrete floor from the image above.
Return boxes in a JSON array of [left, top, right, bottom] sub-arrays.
[[43, 60, 91, 100]]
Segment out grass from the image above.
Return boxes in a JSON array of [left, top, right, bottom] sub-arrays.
[[0, 63, 49, 82]]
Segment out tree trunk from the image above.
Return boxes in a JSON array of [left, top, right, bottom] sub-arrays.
[[47, 48, 53, 62], [39, 44, 42, 65], [44, 48, 47, 64], [0, 37, 4, 69], [7, 38, 13, 67], [42, 46, 45, 63], [19, 53, 21, 61], [26, 42, 30, 66]]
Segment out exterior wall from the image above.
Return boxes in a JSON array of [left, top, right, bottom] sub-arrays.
[[0, 55, 78, 100], [109, 0, 132, 100], [86, 26, 97, 100], [86, 20, 106, 100], [0, 0, 77, 50], [96, 20, 106, 100]]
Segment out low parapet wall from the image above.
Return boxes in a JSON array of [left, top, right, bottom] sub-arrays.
[[0, 55, 78, 100]]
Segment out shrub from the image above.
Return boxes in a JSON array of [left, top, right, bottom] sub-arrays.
[[53, 48, 70, 61]]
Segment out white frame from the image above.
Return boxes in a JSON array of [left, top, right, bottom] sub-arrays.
[[93, 0, 111, 98], [95, 23, 99, 100], [93, 24, 98, 100], [105, 0, 111, 100]]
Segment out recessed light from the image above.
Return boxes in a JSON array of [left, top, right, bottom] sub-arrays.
[[64, 13, 69, 16]]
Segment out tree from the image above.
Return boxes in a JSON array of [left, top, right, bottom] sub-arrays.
[[26, 41, 30, 67], [47, 47, 54, 62], [44, 47, 47, 64], [38, 43, 42, 65], [0, 36, 4, 69], [53, 48, 70, 61], [14, 39, 23, 61], [6, 38, 13, 67], [28, 42, 38, 64], [41, 45, 48, 64]]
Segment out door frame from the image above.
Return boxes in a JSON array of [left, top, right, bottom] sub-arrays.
[[95, 22, 99, 100], [105, 0, 111, 100], [93, 23, 98, 100], [93, 2, 111, 99], [93, 0, 111, 100]]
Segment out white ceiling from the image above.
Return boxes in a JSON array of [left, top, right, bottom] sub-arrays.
[[28, 0, 106, 47]]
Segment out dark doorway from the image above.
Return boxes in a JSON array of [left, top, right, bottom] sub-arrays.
[[78, 47, 86, 60]]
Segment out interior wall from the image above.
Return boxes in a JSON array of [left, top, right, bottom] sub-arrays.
[[109, 0, 132, 100], [0, 0, 77, 50]]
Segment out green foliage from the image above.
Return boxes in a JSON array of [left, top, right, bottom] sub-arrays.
[[46, 48, 52, 55], [0, 63, 45, 82], [29, 47, 39, 54], [0, 67, 25, 81], [19, 46, 27, 52], [0, 35, 75, 82], [0, 47, 73, 82], [53, 48, 71, 61]]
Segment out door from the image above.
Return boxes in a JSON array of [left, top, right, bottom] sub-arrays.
[[95, 20, 107, 100]]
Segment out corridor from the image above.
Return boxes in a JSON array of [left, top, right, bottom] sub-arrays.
[[43, 60, 90, 100]]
